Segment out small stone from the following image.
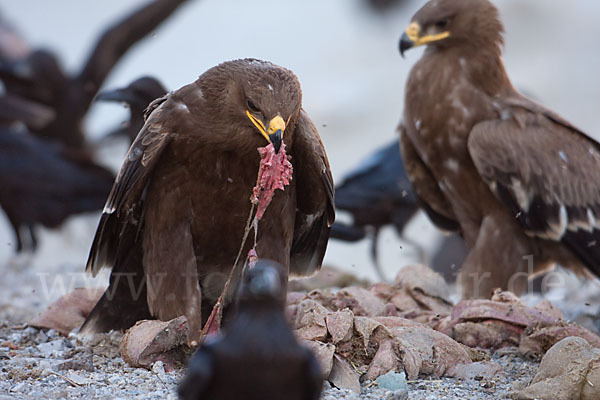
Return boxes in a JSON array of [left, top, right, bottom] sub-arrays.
[[57, 353, 95, 372], [66, 372, 90, 386], [35, 330, 48, 343], [10, 382, 26, 393], [36, 339, 67, 356], [47, 329, 59, 339], [385, 389, 409, 400], [447, 361, 505, 381], [376, 371, 408, 392], [152, 361, 166, 377]]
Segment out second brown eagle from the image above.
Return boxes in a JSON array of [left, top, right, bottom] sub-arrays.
[[399, 0, 600, 298]]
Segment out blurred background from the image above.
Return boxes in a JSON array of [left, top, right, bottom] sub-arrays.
[[0, 0, 599, 313]]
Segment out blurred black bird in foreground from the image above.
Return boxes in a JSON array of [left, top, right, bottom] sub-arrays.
[[0, 94, 114, 252], [178, 260, 322, 400], [0, 0, 189, 149], [331, 140, 467, 281], [96, 76, 167, 143]]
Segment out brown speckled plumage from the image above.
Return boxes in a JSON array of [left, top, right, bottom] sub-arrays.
[[80, 59, 334, 339], [400, 0, 600, 298]]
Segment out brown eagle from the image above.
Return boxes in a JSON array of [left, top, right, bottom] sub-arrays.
[[81, 59, 334, 339], [398, 0, 600, 298]]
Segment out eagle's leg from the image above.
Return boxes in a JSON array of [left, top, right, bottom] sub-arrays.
[[144, 217, 204, 345], [458, 214, 534, 299]]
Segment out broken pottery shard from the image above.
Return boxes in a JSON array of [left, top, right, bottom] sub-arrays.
[[452, 321, 522, 350], [389, 291, 420, 312], [292, 299, 329, 341], [302, 340, 336, 378], [326, 308, 354, 344], [393, 264, 453, 314], [372, 265, 452, 321], [398, 309, 446, 328], [445, 291, 584, 351], [435, 315, 454, 335], [365, 338, 398, 380], [515, 336, 600, 400], [252, 142, 293, 220], [120, 316, 189, 370], [461, 345, 490, 362], [30, 288, 105, 335], [338, 286, 386, 317], [354, 316, 389, 348], [451, 295, 561, 328], [369, 282, 395, 301], [308, 286, 386, 317], [520, 322, 600, 358], [329, 354, 361, 393], [384, 324, 472, 379], [374, 316, 427, 329], [395, 337, 423, 380], [447, 361, 505, 381]]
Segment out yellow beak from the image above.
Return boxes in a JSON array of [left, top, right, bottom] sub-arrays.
[[399, 22, 450, 56], [246, 111, 286, 153]]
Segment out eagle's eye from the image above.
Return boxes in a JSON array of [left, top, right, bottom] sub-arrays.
[[247, 99, 260, 113], [435, 19, 449, 29]]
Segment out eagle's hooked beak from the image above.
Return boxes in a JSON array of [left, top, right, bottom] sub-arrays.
[[399, 22, 450, 57], [246, 111, 285, 153]]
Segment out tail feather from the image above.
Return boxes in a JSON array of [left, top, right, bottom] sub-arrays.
[[80, 245, 152, 334], [563, 229, 600, 278]]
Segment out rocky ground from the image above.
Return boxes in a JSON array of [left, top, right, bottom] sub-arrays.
[[2, 252, 599, 399], [0, 324, 538, 399]]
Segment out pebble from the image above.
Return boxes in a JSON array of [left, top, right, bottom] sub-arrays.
[[10, 382, 26, 393], [376, 371, 408, 392], [35, 330, 49, 343], [37, 339, 67, 356], [151, 361, 166, 378]]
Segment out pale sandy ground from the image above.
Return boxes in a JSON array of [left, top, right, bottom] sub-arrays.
[[0, 1, 599, 398]]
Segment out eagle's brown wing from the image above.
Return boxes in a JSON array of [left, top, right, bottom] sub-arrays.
[[289, 110, 335, 277], [80, 94, 175, 334], [399, 123, 460, 232], [86, 95, 171, 275], [468, 107, 600, 276]]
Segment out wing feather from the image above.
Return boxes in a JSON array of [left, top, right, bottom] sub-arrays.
[[289, 110, 335, 276], [468, 105, 600, 276], [86, 96, 172, 274], [399, 124, 460, 232]]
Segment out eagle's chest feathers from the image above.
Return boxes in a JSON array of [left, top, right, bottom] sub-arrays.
[[408, 60, 486, 149], [405, 56, 499, 215]]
